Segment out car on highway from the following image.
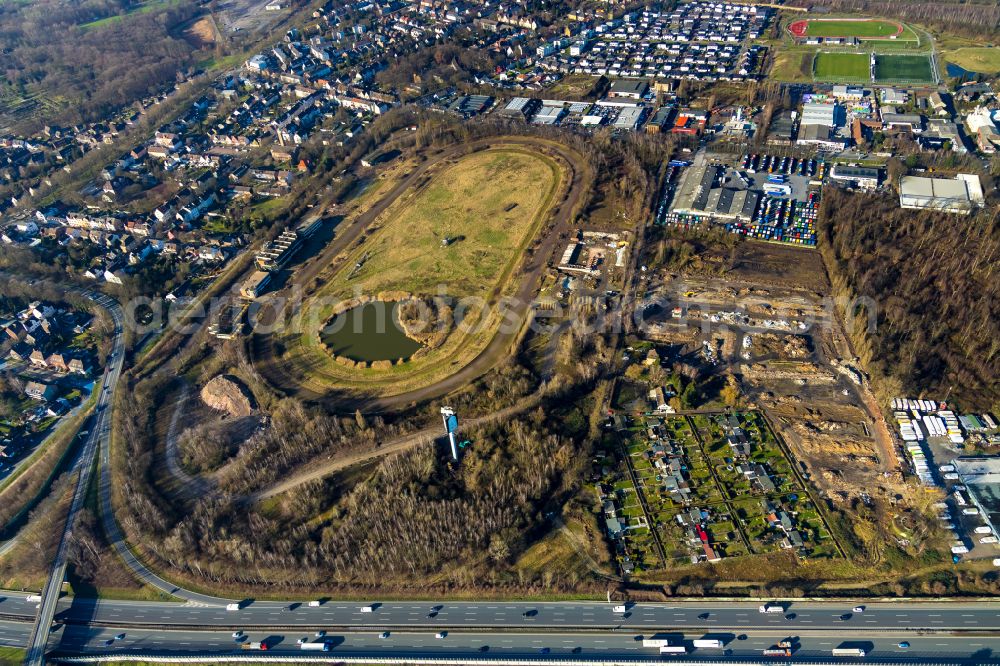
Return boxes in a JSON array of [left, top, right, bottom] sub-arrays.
[[852, 606, 865, 613], [114, 633, 126, 641], [315, 630, 326, 638], [379, 632, 390, 639], [840, 613, 852, 620], [522, 609, 537, 617], [435, 632, 447, 639], [698, 612, 710, 619], [232, 631, 244, 638], [539, 647, 550, 654], [103, 639, 114, 647], [898, 642, 910, 649]]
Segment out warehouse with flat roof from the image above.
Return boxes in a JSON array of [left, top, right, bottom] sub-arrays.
[[830, 165, 881, 189], [899, 173, 984, 214], [671, 163, 760, 221]]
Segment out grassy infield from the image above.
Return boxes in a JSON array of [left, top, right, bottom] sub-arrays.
[[277, 147, 563, 396]]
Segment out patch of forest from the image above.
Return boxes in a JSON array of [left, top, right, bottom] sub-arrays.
[[0, 0, 203, 133], [818, 187, 999, 412]]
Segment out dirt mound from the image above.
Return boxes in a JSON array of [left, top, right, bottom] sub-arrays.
[[200, 375, 253, 418]]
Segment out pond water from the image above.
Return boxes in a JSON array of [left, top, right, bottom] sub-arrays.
[[321, 301, 423, 363], [945, 62, 978, 81]]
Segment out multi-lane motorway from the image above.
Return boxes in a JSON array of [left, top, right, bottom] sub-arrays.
[[26, 624, 1000, 661], [7, 597, 997, 633], [2, 615, 1000, 663], [3, 593, 1000, 662]]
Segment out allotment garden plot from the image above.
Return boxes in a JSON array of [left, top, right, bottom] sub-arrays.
[[601, 411, 838, 575]]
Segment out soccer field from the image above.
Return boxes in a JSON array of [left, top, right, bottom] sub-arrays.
[[789, 18, 906, 40], [814, 52, 870, 80], [876, 54, 934, 82]]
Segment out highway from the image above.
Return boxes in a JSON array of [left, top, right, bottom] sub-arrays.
[[3, 618, 1000, 663], [22, 291, 126, 666], [2, 594, 999, 634]]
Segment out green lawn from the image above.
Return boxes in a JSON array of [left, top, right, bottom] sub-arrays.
[[814, 52, 870, 80], [803, 19, 904, 39], [876, 54, 934, 82], [944, 47, 1000, 74], [0, 647, 25, 665], [79, 0, 182, 30]]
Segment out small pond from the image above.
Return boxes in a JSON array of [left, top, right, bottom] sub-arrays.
[[321, 301, 423, 363]]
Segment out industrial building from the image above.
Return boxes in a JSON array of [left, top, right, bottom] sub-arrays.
[[766, 111, 795, 145], [613, 106, 646, 130], [532, 104, 565, 125], [671, 163, 760, 221], [899, 173, 984, 215], [954, 458, 1000, 542], [608, 79, 649, 99], [800, 101, 841, 128], [499, 97, 541, 120], [829, 164, 881, 189]]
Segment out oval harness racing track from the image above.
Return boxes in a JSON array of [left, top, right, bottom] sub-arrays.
[[248, 136, 593, 413]]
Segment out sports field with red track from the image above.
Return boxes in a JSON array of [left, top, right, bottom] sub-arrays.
[[788, 18, 905, 40]]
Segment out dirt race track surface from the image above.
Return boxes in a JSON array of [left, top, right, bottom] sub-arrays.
[[250, 136, 593, 413]]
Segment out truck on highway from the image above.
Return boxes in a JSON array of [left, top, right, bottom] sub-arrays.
[[659, 646, 688, 655], [300, 641, 330, 651], [758, 604, 784, 613], [360, 605, 374, 613], [693, 639, 723, 648], [642, 638, 672, 648], [309, 600, 322, 607], [612, 605, 628, 613], [242, 641, 269, 651], [25, 595, 41, 603], [226, 603, 240, 611], [832, 648, 866, 657]]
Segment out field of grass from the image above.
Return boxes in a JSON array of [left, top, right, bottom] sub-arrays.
[[800, 19, 905, 39], [319, 150, 555, 300], [769, 49, 815, 82], [544, 74, 602, 100], [275, 146, 564, 395], [944, 47, 1000, 73], [876, 54, 934, 82], [813, 52, 870, 80], [0, 647, 25, 665], [79, 0, 183, 30]]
